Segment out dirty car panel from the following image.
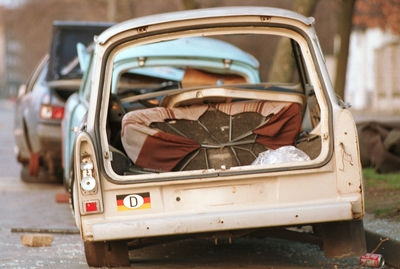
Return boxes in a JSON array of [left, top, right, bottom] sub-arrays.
[[69, 7, 365, 267]]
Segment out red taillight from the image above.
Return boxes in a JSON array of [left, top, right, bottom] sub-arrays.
[[52, 106, 64, 120], [39, 105, 64, 120], [84, 200, 99, 213]]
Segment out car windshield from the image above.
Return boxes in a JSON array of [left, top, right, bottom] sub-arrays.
[[103, 31, 321, 176]]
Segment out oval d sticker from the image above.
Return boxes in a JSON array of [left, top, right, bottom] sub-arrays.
[[123, 194, 144, 209]]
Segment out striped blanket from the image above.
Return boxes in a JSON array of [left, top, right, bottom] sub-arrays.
[[121, 100, 301, 171]]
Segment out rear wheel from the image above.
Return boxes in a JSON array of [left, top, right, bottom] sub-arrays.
[[20, 152, 62, 183], [20, 163, 38, 182], [20, 164, 61, 183], [84, 240, 130, 267], [71, 179, 81, 229], [73, 172, 130, 267], [20, 151, 40, 182]]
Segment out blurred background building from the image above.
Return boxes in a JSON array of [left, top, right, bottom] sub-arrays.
[[0, 6, 5, 96], [347, 0, 400, 112], [0, 0, 339, 98], [1, 0, 400, 114]]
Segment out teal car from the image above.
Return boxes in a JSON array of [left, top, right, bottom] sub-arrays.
[[61, 36, 260, 186]]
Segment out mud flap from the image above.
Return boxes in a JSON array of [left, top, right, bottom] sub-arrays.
[[320, 220, 366, 259], [84, 240, 130, 267]]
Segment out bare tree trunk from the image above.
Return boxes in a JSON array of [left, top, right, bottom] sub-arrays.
[[107, 0, 117, 22], [181, 0, 200, 10], [269, 0, 318, 82], [334, 0, 355, 100]]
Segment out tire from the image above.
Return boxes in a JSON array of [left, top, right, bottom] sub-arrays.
[[20, 163, 43, 183], [74, 174, 130, 267], [20, 158, 61, 183], [72, 179, 81, 230], [320, 220, 366, 258], [84, 240, 130, 267]]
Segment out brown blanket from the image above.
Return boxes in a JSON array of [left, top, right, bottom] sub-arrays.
[[121, 101, 301, 171]]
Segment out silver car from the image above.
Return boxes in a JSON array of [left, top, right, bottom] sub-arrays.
[[14, 21, 111, 182]]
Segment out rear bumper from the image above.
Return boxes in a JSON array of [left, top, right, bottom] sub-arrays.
[[31, 123, 61, 155], [86, 200, 357, 241], [37, 123, 61, 143]]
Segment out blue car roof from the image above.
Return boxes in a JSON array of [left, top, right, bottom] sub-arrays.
[[128, 67, 185, 81], [114, 37, 259, 69]]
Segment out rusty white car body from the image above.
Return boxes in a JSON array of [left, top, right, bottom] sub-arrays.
[[69, 7, 365, 267]]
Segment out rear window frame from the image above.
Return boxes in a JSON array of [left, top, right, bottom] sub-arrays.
[[93, 23, 334, 185]]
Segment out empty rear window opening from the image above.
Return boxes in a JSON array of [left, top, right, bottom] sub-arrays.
[[53, 88, 77, 101], [103, 33, 322, 176]]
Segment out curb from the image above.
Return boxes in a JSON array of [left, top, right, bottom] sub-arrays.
[[365, 229, 400, 268]]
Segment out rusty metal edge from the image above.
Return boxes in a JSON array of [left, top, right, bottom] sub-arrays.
[[365, 229, 400, 268], [11, 227, 80, 235]]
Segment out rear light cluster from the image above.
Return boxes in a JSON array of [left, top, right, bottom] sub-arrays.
[[39, 104, 64, 120], [75, 132, 103, 215], [80, 158, 97, 192], [79, 155, 101, 214]]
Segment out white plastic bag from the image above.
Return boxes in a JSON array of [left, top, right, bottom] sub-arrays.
[[252, 146, 310, 165]]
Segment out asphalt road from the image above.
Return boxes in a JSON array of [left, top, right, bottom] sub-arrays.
[[0, 100, 87, 268], [0, 99, 391, 269]]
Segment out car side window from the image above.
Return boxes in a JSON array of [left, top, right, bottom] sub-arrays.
[[80, 52, 94, 102], [27, 57, 48, 93], [29, 62, 48, 93]]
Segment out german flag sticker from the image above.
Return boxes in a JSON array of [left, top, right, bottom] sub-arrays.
[[116, 192, 151, 212]]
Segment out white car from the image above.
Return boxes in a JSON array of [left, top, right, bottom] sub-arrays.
[[68, 7, 366, 267]]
